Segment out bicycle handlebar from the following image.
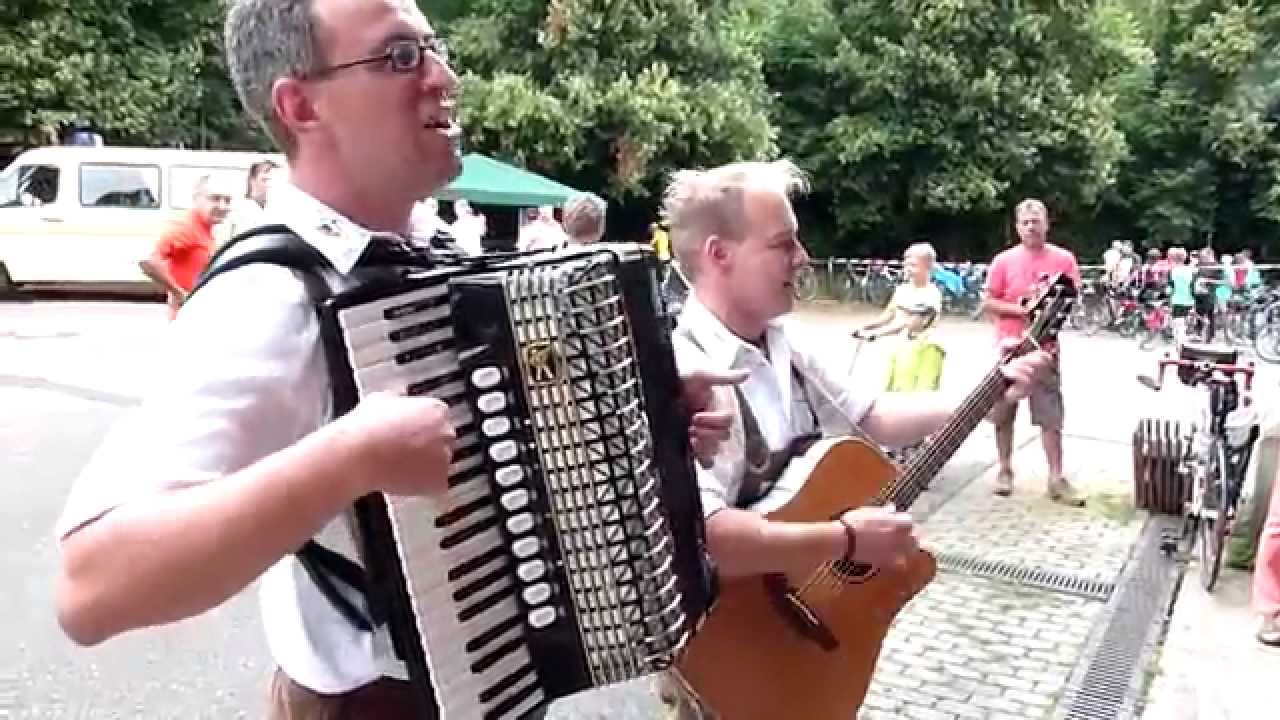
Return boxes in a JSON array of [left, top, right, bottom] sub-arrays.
[[1143, 355, 1255, 392]]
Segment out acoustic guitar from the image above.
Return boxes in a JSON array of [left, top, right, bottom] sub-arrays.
[[674, 273, 1077, 720]]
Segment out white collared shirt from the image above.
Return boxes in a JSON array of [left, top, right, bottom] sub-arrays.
[[55, 181, 408, 693], [672, 295, 878, 517]]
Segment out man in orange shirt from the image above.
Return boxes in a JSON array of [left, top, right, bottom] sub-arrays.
[[140, 175, 233, 318]]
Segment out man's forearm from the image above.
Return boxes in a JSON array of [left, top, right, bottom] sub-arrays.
[[860, 392, 959, 449], [139, 260, 185, 298], [982, 296, 1024, 317], [56, 421, 366, 646], [705, 509, 845, 579]]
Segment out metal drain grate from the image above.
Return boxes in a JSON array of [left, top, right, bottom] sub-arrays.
[[1054, 516, 1183, 720], [933, 550, 1117, 601]]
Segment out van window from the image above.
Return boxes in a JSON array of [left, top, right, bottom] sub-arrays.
[[81, 163, 160, 208], [169, 165, 247, 209], [0, 165, 60, 207]]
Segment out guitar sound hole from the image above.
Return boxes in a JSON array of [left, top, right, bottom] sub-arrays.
[[833, 558, 876, 582]]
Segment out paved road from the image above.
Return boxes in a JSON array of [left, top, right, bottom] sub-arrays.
[[3, 297, 1277, 719]]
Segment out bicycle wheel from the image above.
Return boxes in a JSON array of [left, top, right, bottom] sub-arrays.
[[1198, 440, 1230, 592], [793, 265, 819, 302], [1255, 323, 1280, 364]]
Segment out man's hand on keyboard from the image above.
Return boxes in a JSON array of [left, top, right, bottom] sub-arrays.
[[341, 392, 457, 496]]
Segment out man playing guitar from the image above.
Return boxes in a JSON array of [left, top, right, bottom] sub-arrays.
[[660, 159, 1054, 716]]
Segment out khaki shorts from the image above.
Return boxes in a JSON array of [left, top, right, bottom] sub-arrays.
[[266, 669, 418, 720], [988, 358, 1064, 430]]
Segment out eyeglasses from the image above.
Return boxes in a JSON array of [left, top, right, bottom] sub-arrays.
[[307, 37, 450, 80]]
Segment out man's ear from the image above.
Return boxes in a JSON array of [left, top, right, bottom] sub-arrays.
[[705, 234, 732, 270], [272, 77, 320, 138]]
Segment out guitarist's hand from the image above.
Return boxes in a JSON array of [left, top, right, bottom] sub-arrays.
[[998, 349, 1054, 403], [839, 506, 917, 566]]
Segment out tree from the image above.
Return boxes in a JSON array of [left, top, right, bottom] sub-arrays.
[[443, 0, 777, 212], [0, 0, 264, 149], [1104, 0, 1280, 254], [763, 0, 1140, 259]]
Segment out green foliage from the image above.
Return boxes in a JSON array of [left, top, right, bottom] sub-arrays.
[[0, 0, 265, 149], [444, 0, 776, 203], [762, 0, 1138, 259], [3, 0, 1279, 259]]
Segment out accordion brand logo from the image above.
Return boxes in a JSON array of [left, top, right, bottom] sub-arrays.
[[525, 342, 563, 384]]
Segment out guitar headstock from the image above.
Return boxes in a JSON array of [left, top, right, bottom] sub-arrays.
[[1009, 273, 1077, 358]]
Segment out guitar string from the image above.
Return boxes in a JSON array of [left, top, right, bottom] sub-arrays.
[[792, 288, 1070, 597], [800, 371, 1008, 593]]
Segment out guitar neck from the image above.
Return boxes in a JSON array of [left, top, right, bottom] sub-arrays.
[[886, 367, 1010, 510]]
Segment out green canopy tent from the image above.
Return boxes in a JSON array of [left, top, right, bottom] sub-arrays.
[[435, 153, 579, 207]]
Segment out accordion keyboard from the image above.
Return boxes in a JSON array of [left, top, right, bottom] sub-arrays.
[[337, 280, 547, 720]]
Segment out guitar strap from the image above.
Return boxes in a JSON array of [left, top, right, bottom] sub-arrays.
[[676, 326, 822, 508]]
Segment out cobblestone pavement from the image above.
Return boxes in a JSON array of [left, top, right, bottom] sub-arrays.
[[857, 436, 1145, 720]]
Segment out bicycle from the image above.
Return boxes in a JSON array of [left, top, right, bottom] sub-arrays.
[[1137, 343, 1259, 592], [793, 263, 820, 302]]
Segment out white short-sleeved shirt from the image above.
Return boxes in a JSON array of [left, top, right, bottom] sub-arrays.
[[888, 282, 942, 315], [55, 181, 419, 694], [671, 296, 878, 518]]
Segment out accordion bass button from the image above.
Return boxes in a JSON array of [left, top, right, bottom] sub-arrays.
[[495, 465, 525, 488], [522, 582, 552, 605], [477, 391, 507, 414], [517, 559, 546, 582], [481, 416, 512, 438], [471, 366, 502, 389], [500, 489, 530, 511], [528, 606, 557, 629], [506, 512, 535, 535], [513, 536, 540, 558], [489, 440, 518, 463]]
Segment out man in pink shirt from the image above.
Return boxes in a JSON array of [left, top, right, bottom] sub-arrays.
[[983, 198, 1084, 506]]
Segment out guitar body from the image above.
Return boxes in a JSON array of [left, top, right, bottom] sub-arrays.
[[676, 437, 937, 720]]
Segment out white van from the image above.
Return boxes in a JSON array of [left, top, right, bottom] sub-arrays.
[[0, 145, 285, 293]]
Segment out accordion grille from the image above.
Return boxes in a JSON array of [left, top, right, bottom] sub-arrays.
[[506, 256, 688, 685]]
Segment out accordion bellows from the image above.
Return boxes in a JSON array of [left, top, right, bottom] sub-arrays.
[[316, 244, 716, 719]]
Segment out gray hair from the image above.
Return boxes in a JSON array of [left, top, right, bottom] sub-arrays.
[[562, 192, 607, 242], [225, 0, 324, 153], [904, 242, 936, 263], [661, 159, 809, 278], [1015, 197, 1049, 220]]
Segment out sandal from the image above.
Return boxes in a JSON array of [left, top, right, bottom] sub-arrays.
[[1258, 615, 1280, 647], [994, 470, 1014, 497], [1047, 477, 1086, 508]]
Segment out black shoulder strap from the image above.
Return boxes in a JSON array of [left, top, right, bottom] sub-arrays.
[[189, 223, 339, 301], [187, 224, 383, 635]]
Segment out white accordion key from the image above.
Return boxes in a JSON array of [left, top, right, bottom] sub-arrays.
[[517, 559, 546, 583], [506, 512, 534, 535], [481, 416, 511, 438], [471, 366, 502, 389], [500, 489, 529, 512], [495, 465, 524, 488], [512, 536, 539, 558], [489, 440, 518, 463], [522, 583, 552, 605], [528, 606, 556, 629], [477, 391, 506, 414]]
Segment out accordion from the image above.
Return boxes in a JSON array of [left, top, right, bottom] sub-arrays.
[[316, 244, 717, 719]]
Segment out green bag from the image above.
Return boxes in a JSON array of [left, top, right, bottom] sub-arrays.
[[886, 335, 946, 393]]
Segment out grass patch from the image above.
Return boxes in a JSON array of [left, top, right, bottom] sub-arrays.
[[1089, 490, 1138, 523]]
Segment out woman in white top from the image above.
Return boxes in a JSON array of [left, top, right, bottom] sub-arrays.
[[854, 242, 944, 340]]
